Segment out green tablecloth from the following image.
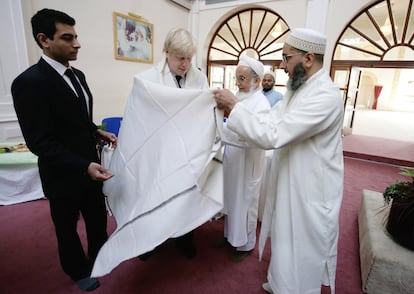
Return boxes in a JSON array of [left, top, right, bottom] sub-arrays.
[[0, 143, 43, 205], [0, 143, 38, 166]]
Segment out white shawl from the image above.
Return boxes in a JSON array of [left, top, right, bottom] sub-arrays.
[[92, 77, 223, 277]]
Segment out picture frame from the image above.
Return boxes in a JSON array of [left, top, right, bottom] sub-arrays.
[[113, 12, 154, 63]]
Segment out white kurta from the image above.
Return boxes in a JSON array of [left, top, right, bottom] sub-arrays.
[[92, 60, 223, 277], [227, 69, 344, 294], [222, 90, 270, 250]]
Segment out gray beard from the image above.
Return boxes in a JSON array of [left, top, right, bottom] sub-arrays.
[[287, 63, 307, 91]]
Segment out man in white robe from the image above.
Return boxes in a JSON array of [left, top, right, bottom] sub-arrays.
[[91, 28, 223, 277], [220, 55, 270, 261], [213, 28, 344, 294]]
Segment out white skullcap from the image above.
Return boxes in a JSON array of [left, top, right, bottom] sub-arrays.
[[263, 71, 275, 80], [237, 55, 264, 79], [286, 28, 326, 55]]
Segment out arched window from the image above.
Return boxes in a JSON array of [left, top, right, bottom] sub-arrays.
[[331, 0, 414, 136], [207, 8, 289, 93]]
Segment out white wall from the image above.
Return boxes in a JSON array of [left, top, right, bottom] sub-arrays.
[[16, 0, 379, 125], [0, 0, 29, 142], [20, 0, 190, 124]]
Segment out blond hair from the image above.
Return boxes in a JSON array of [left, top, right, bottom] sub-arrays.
[[163, 28, 196, 56]]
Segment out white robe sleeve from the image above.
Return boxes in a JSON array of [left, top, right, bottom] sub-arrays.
[[227, 73, 343, 150]]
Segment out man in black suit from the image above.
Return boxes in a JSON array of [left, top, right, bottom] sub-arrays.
[[11, 9, 117, 292]]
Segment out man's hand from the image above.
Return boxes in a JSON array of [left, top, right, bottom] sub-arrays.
[[213, 89, 238, 115], [96, 129, 118, 148], [87, 162, 114, 181]]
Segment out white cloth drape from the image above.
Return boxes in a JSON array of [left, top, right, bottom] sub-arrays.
[[0, 165, 44, 205], [0, 150, 44, 205], [92, 77, 223, 277]]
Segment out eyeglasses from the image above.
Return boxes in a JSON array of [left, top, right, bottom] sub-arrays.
[[233, 75, 247, 82], [282, 52, 303, 63]]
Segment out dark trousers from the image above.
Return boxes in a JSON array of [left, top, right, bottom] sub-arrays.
[[176, 230, 194, 247], [49, 189, 108, 281]]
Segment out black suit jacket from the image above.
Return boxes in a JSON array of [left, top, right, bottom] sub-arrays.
[[12, 58, 102, 198]]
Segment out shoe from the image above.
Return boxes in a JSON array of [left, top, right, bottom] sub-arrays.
[[214, 237, 229, 248], [262, 282, 273, 293], [138, 250, 155, 261], [176, 232, 197, 259], [177, 241, 197, 259], [75, 277, 100, 292], [229, 250, 252, 262]]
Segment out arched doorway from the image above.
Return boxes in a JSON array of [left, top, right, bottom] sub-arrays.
[[331, 0, 414, 141], [207, 8, 290, 93]]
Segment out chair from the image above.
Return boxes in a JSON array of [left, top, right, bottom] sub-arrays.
[[101, 117, 123, 136]]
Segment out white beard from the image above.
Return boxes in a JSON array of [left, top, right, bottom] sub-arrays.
[[236, 83, 258, 101]]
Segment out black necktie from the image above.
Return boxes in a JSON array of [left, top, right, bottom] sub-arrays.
[[175, 75, 182, 88], [65, 68, 88, 115]]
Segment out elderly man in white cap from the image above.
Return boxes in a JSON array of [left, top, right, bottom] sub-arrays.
[[213, 28, 344, 294], [216, 54, 270, 262]]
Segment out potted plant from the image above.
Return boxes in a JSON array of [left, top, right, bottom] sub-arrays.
[[383, 167, 414, 250]]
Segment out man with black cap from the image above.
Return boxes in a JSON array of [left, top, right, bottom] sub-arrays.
[[213, 28, 344, 294]]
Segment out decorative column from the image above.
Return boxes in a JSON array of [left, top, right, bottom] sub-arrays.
[[305, 0, 330, 33], [190, 0, 201, 69]]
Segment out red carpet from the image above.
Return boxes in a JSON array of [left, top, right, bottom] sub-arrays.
[[343, 134, 414, 167], [0, 137, 410, 293]]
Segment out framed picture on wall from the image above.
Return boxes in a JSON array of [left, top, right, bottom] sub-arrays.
[[113, 12, 153, 63]]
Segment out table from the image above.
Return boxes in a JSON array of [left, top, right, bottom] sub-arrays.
[[0, 144, 44, 205]]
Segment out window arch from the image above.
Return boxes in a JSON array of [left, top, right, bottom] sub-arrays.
[[207, 8, 289, 92], [331, 0, 414, 134], [333, 0, 413, 61]]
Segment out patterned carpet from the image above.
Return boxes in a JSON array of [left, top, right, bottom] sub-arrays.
[[0, 136, 410, 293]]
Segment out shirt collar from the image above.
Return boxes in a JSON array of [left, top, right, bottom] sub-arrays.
[[41, 54, 70, 76]]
